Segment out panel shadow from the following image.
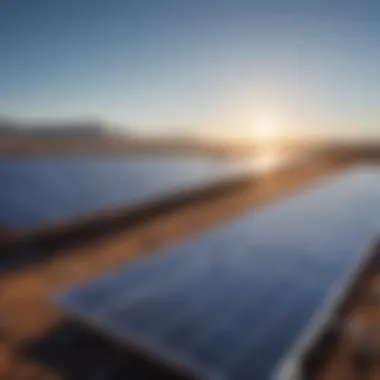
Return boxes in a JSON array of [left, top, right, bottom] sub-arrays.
[[23, 318, 196, 380]]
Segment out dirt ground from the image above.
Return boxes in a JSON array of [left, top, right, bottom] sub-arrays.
[[0, 160, 347, 380]]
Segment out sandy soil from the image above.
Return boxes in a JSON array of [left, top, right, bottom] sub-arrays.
[[0, 159, 346, 380]]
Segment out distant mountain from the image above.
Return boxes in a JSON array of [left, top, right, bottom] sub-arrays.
[[25, 123, 108, 138], [0, 119, 110, 139], [0, 120, 19, 135]]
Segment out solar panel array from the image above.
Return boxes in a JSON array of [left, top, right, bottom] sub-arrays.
[[57, 167, 380, 380], [0, 156, 246, 229]]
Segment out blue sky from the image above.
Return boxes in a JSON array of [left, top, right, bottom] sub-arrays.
[[1, 0, 380, 138]]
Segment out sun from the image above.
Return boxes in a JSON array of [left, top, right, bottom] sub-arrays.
[[253, 115, 278, 141]]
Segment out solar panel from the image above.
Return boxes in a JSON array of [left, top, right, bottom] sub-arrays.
[[57, 166, 380, 380], [0, 156, 253, 229]]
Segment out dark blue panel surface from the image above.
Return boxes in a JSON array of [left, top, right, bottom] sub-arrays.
[[57, 167, 380, 380], [0, 156, 244, 229]]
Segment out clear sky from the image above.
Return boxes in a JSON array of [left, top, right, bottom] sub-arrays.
[[1, 0, 380, 138]]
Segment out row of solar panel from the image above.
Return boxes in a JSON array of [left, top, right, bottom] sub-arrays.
[[0, 156, 244, 229], [58, 166, 380, 379]]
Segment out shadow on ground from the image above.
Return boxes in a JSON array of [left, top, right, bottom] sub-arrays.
[[0, 176, 252, 274], [23, 319, 192, 380], [0, 243, 46, 274]]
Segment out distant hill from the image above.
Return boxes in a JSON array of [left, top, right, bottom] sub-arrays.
[[24, 123, 108, 138], [0, 119, 109, 139], [0, 121, 19, 136]]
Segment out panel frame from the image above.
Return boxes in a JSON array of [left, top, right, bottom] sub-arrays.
[[272, 235, 380, 380], [59, 299, 222, 380]]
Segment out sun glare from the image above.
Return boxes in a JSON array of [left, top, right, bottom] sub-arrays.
[[253, 116, 278, 141]]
